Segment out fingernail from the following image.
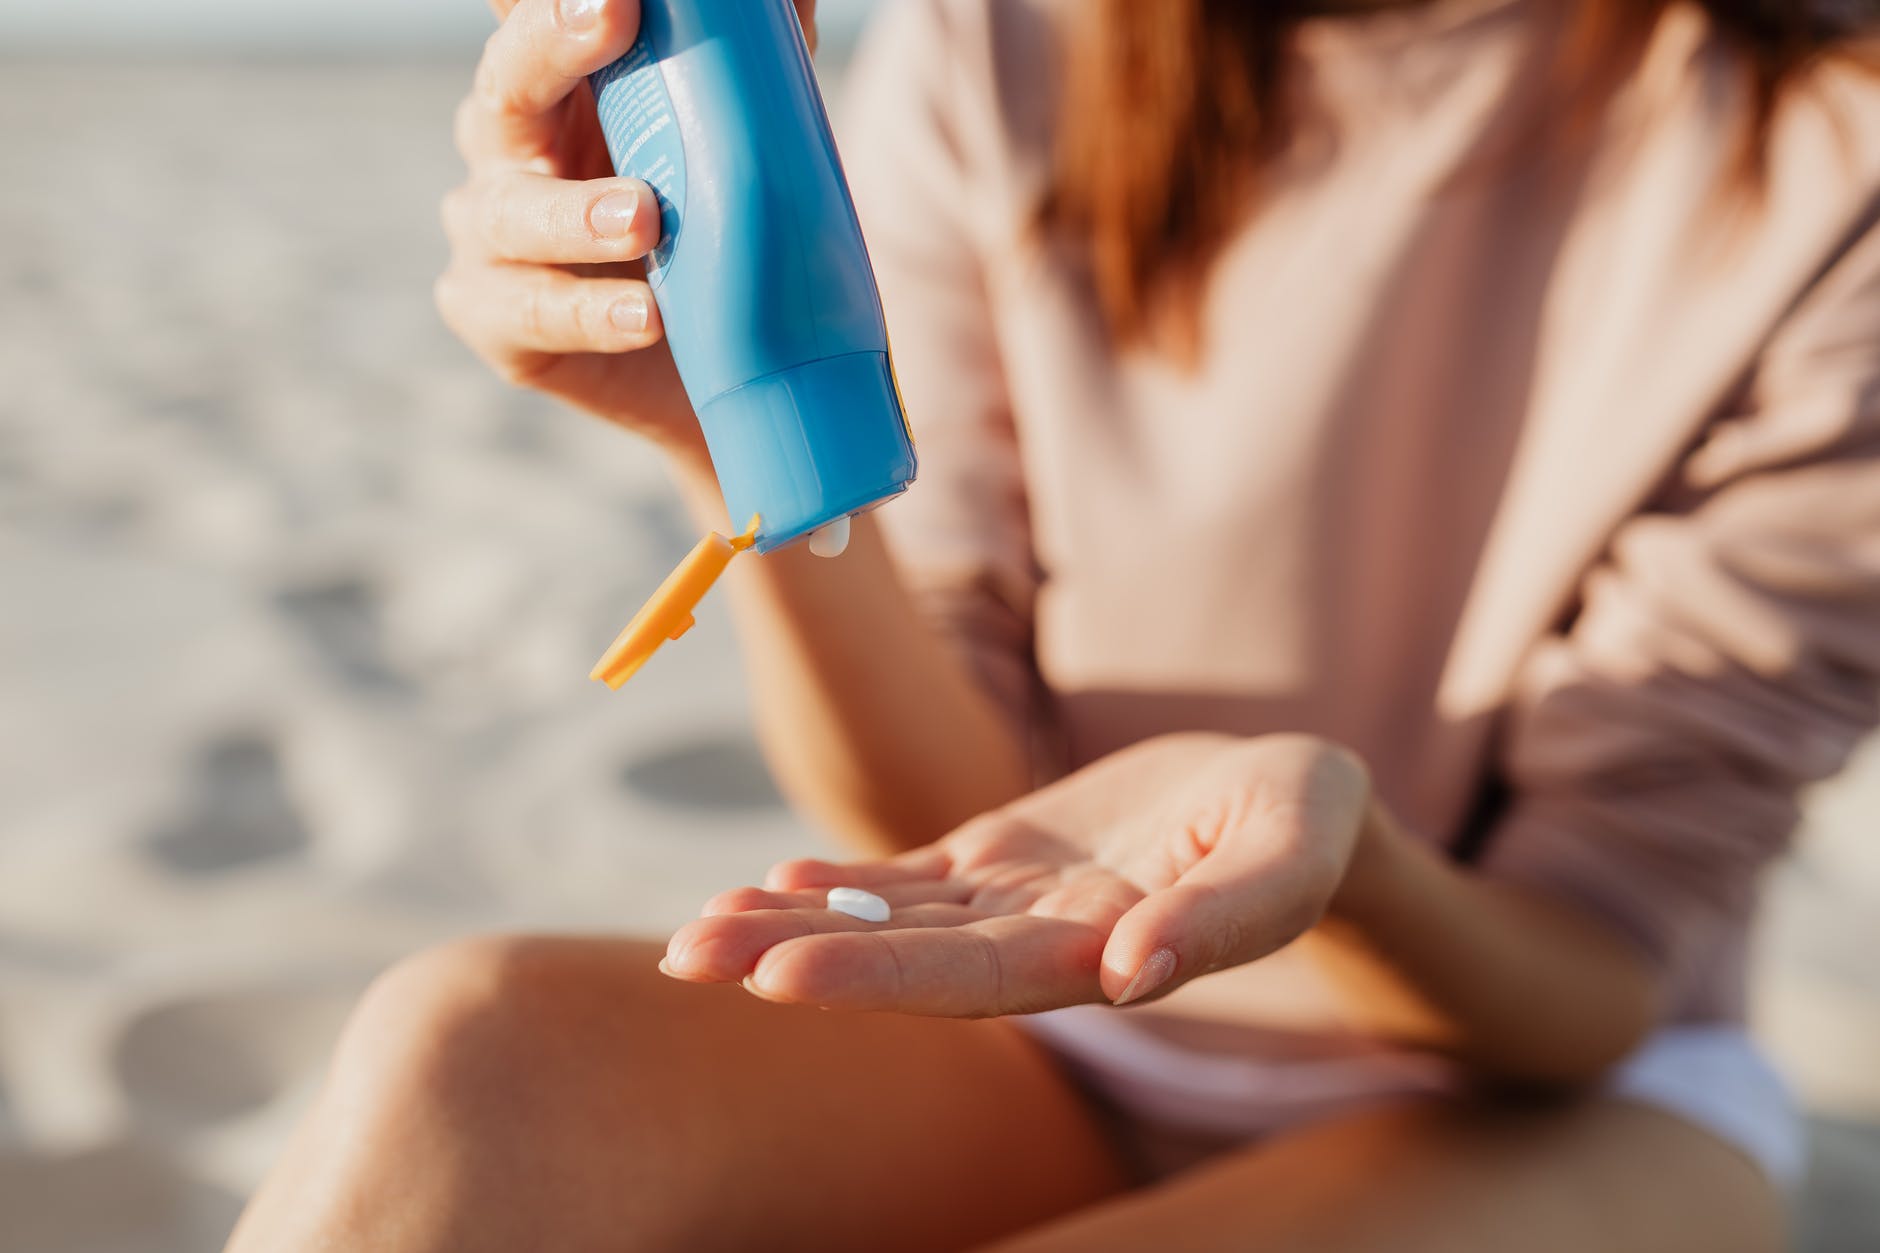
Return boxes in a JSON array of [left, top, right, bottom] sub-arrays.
[[1114, 947, 1177, 1006], [557, 0, 605, 32], [662, 939, 694, 975], [589, 189, 640, 238], [610, 292, 649, 333]]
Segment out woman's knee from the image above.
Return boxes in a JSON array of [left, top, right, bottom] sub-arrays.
[[321, 935, 652, 1151], [232, 939, 687, 1248]]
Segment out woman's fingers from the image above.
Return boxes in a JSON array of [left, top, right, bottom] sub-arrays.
[[746, 915, 1110, 1017], [435, 262, 662, 366], [443, 173, 661, 265], [664, 904, 988, 983], [794, 0, 819, 55], [457, 0, 641, 172]]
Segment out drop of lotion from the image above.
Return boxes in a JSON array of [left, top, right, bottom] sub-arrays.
[[808, 515, 852, 559], [826, 887, 891, 923]]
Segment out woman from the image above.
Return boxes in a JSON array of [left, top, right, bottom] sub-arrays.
[[229, 0, 1880, 1248]]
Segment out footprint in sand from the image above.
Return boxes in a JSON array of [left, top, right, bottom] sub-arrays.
[[620, 732, 784, 813], [114, 986, 356, 1138], [145, 734, 310, 875], [272, 576, 411, 694]]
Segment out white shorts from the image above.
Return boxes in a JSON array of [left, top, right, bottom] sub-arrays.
[[1016, 1006, 1806, 1189]]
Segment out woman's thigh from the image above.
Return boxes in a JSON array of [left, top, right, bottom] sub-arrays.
[[982, 1095, 1786, 1253], [230, 935, 1127, 1253]]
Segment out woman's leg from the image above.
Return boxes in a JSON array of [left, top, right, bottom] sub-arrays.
[[984, 1094, 1785, 1253], [225, 936, 1127, 1253]]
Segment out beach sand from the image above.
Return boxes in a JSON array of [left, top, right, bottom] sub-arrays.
[[0, 60, 1874, 1252]]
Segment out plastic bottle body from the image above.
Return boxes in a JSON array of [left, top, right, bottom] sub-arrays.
[[590, 0, 916, 554]]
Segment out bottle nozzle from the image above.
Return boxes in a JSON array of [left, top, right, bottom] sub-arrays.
[[590, 515, 761, 689]]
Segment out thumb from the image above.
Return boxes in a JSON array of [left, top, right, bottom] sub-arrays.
[[1098, 837, 1332, 1005]]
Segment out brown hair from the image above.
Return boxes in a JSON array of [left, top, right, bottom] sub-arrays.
[[1039, 0, 1877, 355]]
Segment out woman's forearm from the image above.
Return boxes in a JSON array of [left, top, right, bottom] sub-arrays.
[[1307, 805, 1661, 1085], [669, 455, 1030, 855]]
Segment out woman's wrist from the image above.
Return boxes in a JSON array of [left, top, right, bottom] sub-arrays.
[[664, 443, 731, 529], [1324, 795, 1410, 930]]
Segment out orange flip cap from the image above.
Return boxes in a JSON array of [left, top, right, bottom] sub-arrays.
[[590, 515, 762, 690]]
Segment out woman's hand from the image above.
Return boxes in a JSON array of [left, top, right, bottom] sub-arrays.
[[662, 733, 1379, 1016], [435, 0, 818, 460]]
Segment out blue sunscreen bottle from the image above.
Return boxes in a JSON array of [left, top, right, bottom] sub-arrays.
[[587, 0, 918, 689]]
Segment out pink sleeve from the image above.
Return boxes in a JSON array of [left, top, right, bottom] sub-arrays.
[[838, 0, 1040, 728], [1479, 212, 1880, 996]]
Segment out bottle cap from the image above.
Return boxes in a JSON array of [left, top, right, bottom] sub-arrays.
[[695, 351, 915, 553], [590, 514, 761, 689]]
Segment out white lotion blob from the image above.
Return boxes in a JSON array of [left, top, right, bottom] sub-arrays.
[[808, 515, 852, 559], [826, 886, 891, 923]]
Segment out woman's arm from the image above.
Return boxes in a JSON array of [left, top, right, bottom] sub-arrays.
[[669, 459, 1029, 854], [1305, 806, 1658, 1086]]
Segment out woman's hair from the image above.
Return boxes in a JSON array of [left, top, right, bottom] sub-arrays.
[[1038, 0, 1876, 355]]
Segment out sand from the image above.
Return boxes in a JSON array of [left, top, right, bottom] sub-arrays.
[[0, 59, 1874, 1252]]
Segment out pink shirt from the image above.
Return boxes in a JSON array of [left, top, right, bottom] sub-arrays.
[[843, 0, 1880, 1024]]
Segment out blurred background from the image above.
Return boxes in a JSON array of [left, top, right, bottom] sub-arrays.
[[0, 2, 1875, 1250]]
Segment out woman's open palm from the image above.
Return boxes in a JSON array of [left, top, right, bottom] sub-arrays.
[[662, 734, 1374, 1016]]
